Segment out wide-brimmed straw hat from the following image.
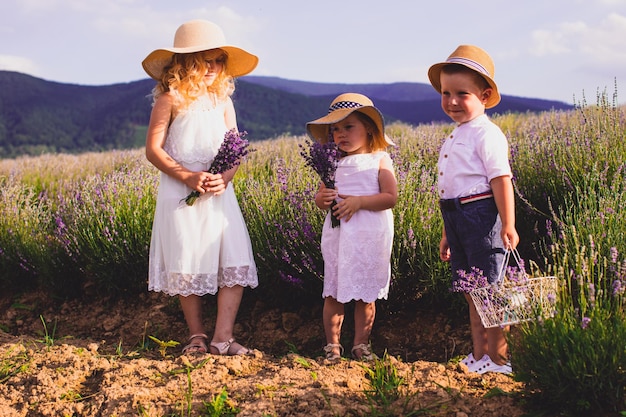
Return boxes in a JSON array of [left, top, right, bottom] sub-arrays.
[[142, 19, 258, 80], [306, 93, 394, 149], [427, 44, 500, 108]]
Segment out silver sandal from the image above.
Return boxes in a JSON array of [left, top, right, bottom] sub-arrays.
[[181, 333, 208, 355], [351, 343, 376, 361], [323, 343, 343, 361]]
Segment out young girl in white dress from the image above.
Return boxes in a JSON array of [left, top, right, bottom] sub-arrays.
[[307, 93, 397, 361], [142, 19, 258, 355]]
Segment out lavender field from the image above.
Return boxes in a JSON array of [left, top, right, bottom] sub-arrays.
[[1, 91, 626, 414], [0, 94, 623, 304]]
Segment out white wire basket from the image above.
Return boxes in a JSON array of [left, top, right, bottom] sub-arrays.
[[469, 249, 559, 328]]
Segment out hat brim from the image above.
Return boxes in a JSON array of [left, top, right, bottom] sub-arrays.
[[306, 106, 394, 148], [142, 45, 258, 80], [428, 62, 501, 109]]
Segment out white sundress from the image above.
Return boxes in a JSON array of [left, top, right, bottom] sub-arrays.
[[321, 151, 394, 303], [148, 94, 258, 296]]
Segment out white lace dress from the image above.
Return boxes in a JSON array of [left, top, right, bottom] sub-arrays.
[[321, 151, 394, 303], [148, 94, 258, 296]]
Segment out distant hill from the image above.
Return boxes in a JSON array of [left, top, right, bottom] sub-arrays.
[[243, 76, 438, 102], [243, 76, 575, 125], [0, 71, 573, 158]]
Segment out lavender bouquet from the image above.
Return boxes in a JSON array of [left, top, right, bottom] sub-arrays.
[[299, 138, 342, 227], [183, 129, 253, 206]]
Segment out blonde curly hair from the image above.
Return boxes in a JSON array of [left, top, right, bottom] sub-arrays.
[[151, 49, 235, 110]]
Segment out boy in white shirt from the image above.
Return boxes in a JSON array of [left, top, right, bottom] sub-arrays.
[[428, 45, 520, 374]]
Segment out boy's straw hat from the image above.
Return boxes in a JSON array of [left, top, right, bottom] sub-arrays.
[[142, 19, 258, 80], [427, 44, 500, 108], [306, 93, 394, 149]]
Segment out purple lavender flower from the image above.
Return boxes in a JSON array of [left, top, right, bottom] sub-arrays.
[[183, 129, 253, 206], [506, 265, 529, 285], [299, 138, 342, 227], [610, 246, 618, 264], [581, 316, 591, 329]]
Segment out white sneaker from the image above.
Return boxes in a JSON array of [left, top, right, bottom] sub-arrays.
[[475, 356, 512, 375], [461, 353, 489, 372]]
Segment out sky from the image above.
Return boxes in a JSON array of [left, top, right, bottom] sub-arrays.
[[2, 0, 626, 104]]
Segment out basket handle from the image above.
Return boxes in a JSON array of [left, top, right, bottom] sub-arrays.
[[496, 248, 527, 284]]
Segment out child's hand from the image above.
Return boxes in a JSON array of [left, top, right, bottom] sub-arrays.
[[334, 195, 362, 222], [439, 237, 451, 262], [204, 173, 226, 195], [317, 187, 338, 207], [501, 227, 520, 250], [186, 171, 211, 194]]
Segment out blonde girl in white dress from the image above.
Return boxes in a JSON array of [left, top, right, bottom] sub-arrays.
[[142, 20, 258, 355], [307, 93, 397, 361]]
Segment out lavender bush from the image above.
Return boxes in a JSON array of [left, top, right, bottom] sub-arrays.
[[0, 178, 53, 289], [386, 135, 449, 307], [52, 158, 157, 294], [236, 137, 326, 303], [508, 89, 626, 414], [511, 230, 626, 414]]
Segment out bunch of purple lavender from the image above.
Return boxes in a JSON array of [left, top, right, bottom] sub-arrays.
[[299, 138, 342, 227], [451, 266, 489, 293], [505, 264, 529, 285], [183, 129, 253, 206]]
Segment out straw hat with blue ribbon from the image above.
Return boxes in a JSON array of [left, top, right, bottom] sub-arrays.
[[427, 44, 500, 108]]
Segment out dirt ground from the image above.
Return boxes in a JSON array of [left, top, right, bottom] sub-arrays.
[[0, 290, 531, 416]]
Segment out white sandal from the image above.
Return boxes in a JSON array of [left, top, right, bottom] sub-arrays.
[[209, 338, 251, 356]]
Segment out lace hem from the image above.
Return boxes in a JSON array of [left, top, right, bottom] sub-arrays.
[[148, 265, 258, 297], [322, 282, 389, 303]]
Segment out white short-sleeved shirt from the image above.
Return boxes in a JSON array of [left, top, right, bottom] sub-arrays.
[[437, 114, 512, 199]]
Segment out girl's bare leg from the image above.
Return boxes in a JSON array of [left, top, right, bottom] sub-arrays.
[[179, 294, 205, 336], [178, 294, 208, 353], [353, 300, 375, 346], [323, 296, 345, 357], [211, 285, 245, 353]]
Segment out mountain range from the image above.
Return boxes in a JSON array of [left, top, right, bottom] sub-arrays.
[[0, 70, 574, 158]]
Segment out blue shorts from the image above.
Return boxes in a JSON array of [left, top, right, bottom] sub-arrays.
[[439, 197, 505, 285]]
